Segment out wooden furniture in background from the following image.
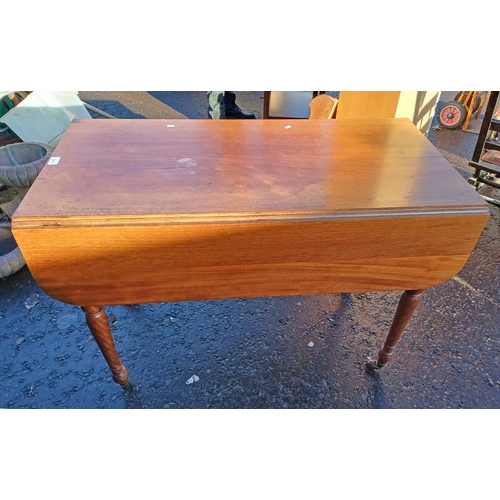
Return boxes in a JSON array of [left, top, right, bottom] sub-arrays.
[[12, 119, 489, 386], [336, 91, 401, 119], [263, 91, 325, 119], [308, 94, 338, 119], [468, 91, 500, 207]]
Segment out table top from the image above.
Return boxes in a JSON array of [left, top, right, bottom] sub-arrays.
[[13, 118, 488, 228], [12, 118, 490, 305]]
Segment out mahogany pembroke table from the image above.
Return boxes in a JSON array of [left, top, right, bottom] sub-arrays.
[[12, 118, 489, 387]]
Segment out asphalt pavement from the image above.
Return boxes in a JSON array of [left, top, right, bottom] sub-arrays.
[[1, 91, 499, 409]]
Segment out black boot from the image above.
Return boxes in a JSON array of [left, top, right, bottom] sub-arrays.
[[223, 91, 256, 119]]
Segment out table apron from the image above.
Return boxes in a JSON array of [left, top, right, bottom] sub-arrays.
[[13, 214, 488, 305]]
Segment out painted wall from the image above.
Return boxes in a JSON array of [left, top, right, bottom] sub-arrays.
[[395, 91, 440, 135], [337, 91, 440, 136]]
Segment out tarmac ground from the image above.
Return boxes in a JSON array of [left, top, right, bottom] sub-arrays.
[[1, 91, 499, 409]]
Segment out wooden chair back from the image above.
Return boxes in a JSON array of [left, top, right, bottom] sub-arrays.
[[308, 94, 338, 119]]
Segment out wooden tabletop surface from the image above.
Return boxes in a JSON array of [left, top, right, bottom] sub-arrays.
[[11, 118, 490, 305], [13, 118, 488, 227]]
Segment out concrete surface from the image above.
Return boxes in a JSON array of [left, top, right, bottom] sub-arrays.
[[1, 91, 499, 409]]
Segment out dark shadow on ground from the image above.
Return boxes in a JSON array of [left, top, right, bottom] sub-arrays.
[[364, 371, 387, 409], [148, 91, 266, 119], [81, 100, 145, 119], [147, 91, 209, 119]]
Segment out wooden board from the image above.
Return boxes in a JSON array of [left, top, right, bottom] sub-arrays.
[[12, 118, 489, 306], [13, 118, 485, 219], [336, 91, 401, 119]]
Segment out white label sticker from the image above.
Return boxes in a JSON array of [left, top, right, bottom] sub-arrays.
[[177, 157, 197, 167], [167, 124, 175, 128], [48, 157, 61, 165]]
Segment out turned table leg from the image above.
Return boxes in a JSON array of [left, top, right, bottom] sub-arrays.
[[81, 306, 130, 386], [367, 289, 424, 370]]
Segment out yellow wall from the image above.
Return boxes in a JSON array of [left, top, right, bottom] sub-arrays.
[[395, 91, 440, 135], [336, 91, 400, 120]]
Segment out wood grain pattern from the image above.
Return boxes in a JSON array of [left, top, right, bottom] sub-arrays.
[[81, 306, 129, 385], [13, 119, 486, 221], [13, 213, 488, 306], [10, 118, 491, 384], [336, 91, 401, 119], [12, 118, 489, 307], [308, 94, 338, 119]]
